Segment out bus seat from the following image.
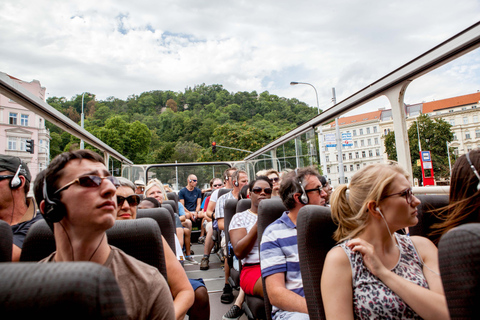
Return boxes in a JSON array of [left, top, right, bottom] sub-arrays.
[[297, 205, 336, 320], [167, 192, 179, 203], [0, 220, 12, 262], [438, 222, 480, 320], [257, 198, 287, 320], [160, 204, 177, 229], [138, 208, 176, 255], [224, 198, 239, 288], [409, 194, 448, 244], [217, 188, 232, 199], [20, 218, 168, 280], [163, 200, 178, 214], [0, 261, 128, 319]]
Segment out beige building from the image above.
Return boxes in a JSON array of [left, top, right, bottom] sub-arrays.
[[0, 75, 50, 183], [321, 92, 480, 187]]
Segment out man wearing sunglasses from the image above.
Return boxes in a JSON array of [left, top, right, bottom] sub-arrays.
[[260, 167, 327, 320], [34, 150, 174, 320], [179, 174, 203, 222], [0, 155, 42, 261]]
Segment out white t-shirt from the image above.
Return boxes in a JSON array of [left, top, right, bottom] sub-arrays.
[[229, 209, 259, 265]]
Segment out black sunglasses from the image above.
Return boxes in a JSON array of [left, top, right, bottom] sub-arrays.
[[304, 186, 324, 194], [213, 184, 223, 187], [55, 175, 120, 194], [117, 194, 141, 207], [251, 187, 273, 195], [0, 175, 14, 181], [382, 188, 414, 204], [269, 177, 280, 183]]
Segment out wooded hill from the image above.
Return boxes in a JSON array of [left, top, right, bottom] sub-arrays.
[[46, 84, 318, 166]]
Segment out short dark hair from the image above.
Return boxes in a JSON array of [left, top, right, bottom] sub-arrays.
[[279, 166, 321, 210], [33, 150, 105, 207]]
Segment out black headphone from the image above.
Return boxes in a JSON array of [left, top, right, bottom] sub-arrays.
[[42, 178, 66, 223], [10, 164, 22, 189], [295, 169, 309, 205]]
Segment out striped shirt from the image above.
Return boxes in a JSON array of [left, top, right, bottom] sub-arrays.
[[215, 191, 235, 237], [260, 211, 304, 317]]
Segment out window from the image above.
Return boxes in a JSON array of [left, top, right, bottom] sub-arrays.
[[354, 141, 358, 148], [356, 164, 360, 171], [336, 155, 338, 161], [20, 138, 27, 152], [373, 126, 378, 133], [361, 140, 365, 147], [20, 114, 29, 126], [327, 166, 331, 174], [450, 119, 455, 126], [376, 149, 380, 156], [344, 165, 347, 172], [374, 137, 379, 145], [350, 164, 354, 171], [368, 139, 372, 146], [342, 153, 346, 161], [353, 129, 357, 136], [366, 127, 371, 134], [355, 151, 359, 159], [359, 128, 364, 135], [466, 131, 471, 139], [476, 129, 480, 138], [7, 137, 16, 150], [9, 113, 17, 125], [326, 155, 329, 162], [453, 133, 458, 141], [474, 115, 479, 123], [369, 150, 373, 157], [463, 117, 468, 125], [362, 151, 366, 158], [349, 153, 353, 160]]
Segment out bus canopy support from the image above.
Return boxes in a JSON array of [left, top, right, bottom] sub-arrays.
[[384, 80, 413, 179]]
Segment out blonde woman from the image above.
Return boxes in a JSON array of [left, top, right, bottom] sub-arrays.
[[321, 163, 448, 320]]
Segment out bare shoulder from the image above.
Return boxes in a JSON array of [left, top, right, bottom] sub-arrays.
[[324, 245, 350, 269], [410, 235, 437, 251]]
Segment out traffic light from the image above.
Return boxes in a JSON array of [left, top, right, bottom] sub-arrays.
[[26, 139, 34, 154], [212, 141, 216, 154]]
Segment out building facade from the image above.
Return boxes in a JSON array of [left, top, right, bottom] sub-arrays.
[[0, 75, 50, 183], [321, 92, 480, 187]]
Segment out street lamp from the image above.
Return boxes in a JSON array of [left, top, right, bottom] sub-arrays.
[[80, 92, 87, 149], [290, 81, 326, 176]]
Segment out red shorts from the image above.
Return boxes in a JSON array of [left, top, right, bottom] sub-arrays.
[[240, 264, 261, 295]]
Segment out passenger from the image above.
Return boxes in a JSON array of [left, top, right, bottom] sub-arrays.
[[266, 169, 281, 198], [239, 184, 249, 199], [0, 155, 42, 261], [201, 167, 237, 271], [260, 166, 327, 320], [134, 179, 146, 195], [224, 176, 272, 320], [179, 174, 202, 261], [319, 175, 332, 206], [433, 149, 480, 237], [322, 162, 448, 320], [33, 150, 175, 320], [138, 197, 161, 209], [216, 169, 249, 304], [198, 178, 223, 244]]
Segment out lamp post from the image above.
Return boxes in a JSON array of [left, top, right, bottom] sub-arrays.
[[80, 92, 87, 150], [290, 82, 327, 176]]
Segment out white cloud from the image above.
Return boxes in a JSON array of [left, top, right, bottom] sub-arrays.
[[0, 0, 478, 113]]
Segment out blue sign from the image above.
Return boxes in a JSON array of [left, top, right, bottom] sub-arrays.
[[421, 151, 431, 162]]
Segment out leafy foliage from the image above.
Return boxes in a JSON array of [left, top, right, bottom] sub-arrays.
[[384, 113, 453, 181], [46, 84, 318, 164]]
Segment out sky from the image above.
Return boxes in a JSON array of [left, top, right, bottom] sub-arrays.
[[1, 0, 479, 116]]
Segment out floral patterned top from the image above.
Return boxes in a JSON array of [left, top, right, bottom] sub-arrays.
[[339, 233, 428, 319]]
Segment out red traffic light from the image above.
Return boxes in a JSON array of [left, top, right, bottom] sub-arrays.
[[212, 142, 216, 146]]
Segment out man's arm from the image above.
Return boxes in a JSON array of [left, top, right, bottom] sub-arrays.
[[265, 273, 308, 314], [12, 244, 21, 262]]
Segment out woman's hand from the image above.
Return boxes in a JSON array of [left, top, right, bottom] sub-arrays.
[[346, 238, 389, 278]]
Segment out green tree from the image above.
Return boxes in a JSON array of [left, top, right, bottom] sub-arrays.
[[384, 113, 453, 181]]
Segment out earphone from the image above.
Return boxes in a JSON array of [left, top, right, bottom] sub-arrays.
[[231, 171, 239, 187], [10, 164, 22, 189], [465, 151, 480, 191], [42, 178, 66, 223], [297, 178, 309, 205]]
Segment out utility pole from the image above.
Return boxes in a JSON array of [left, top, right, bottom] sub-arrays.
[[333, 88, 345, 184]]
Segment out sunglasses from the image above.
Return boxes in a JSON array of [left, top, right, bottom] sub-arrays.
[[117, 194, 140, 207], [304, 186, 325, 195], [213, 184, 223, 187], [269, 177, 279, 183], [251, 187, 273, 195], [0, 175, 14, 181], [382, 188, 414, 204], [55, 175, 120, 194]]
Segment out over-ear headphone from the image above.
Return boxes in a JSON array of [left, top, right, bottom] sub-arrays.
[[10, 164, 22, 189], [231, 171, 239, 187], [294, 169, 308, 205], [466, 151, 480, 191], [42, 178, 66, 223]]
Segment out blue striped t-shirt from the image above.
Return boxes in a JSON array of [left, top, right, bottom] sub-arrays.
[[260, 211, 304, 316]]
